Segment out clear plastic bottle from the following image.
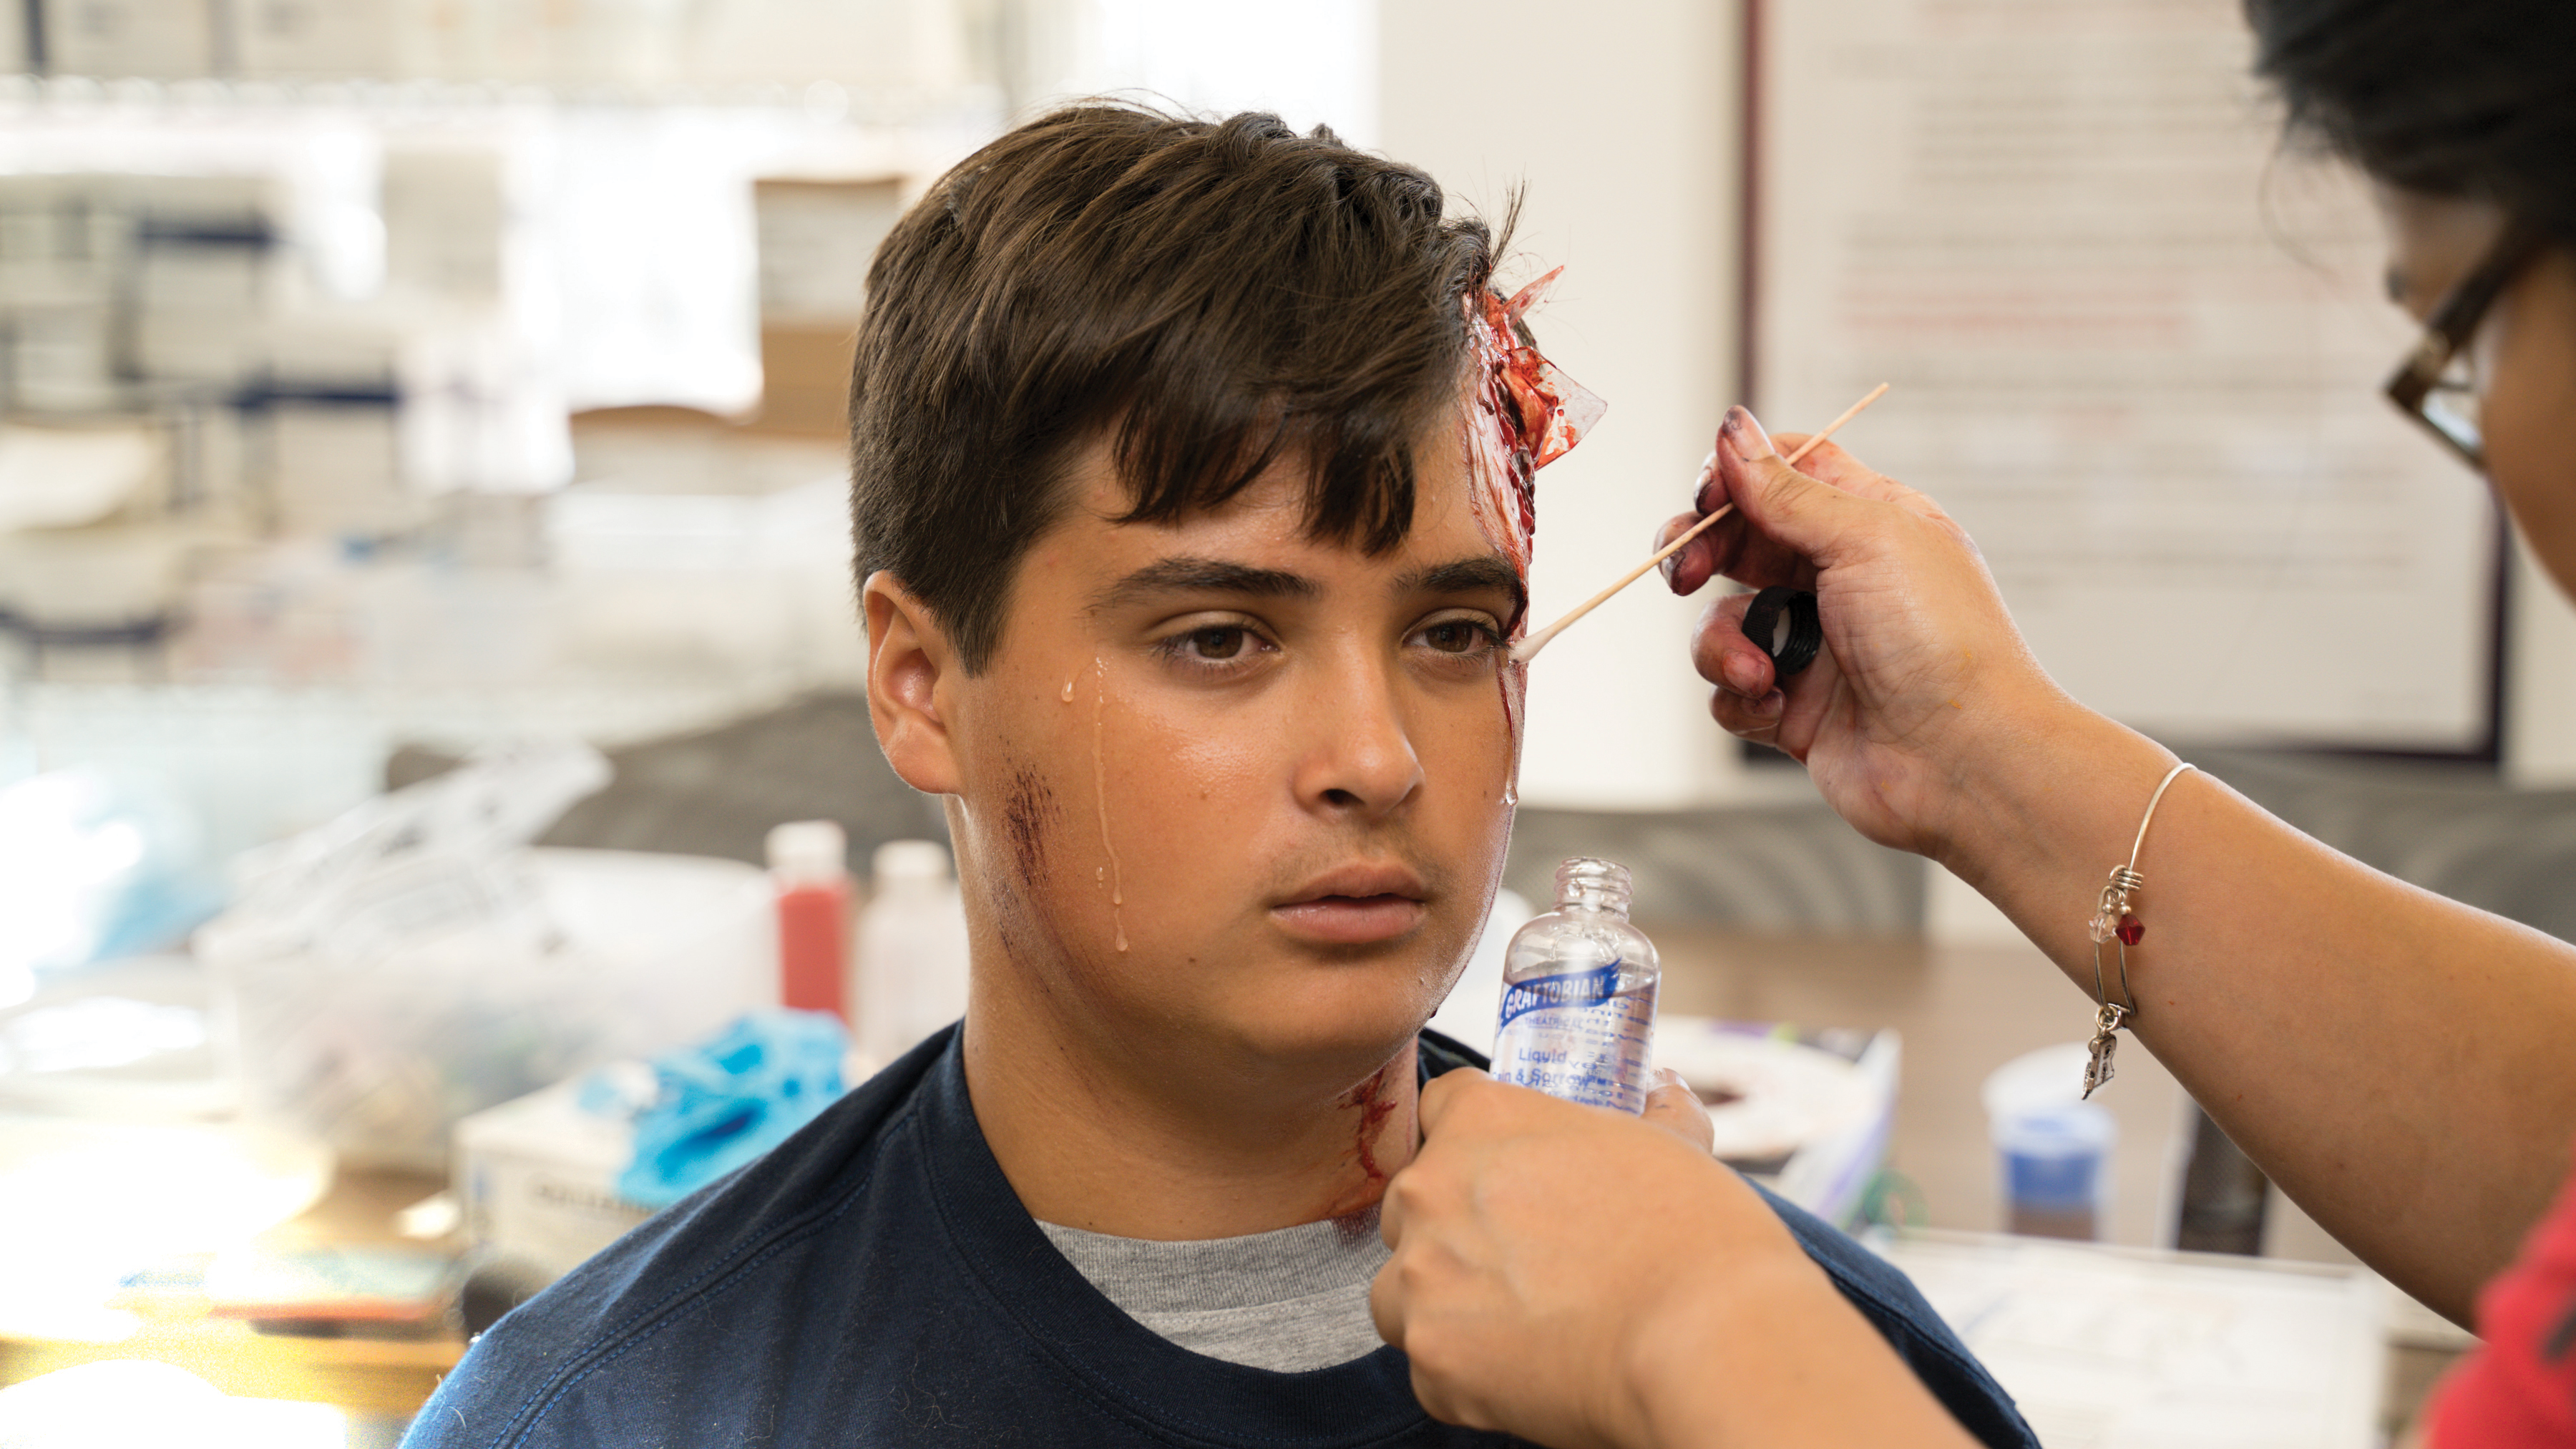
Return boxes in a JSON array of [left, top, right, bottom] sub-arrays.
[[1490, 857, 1661, 1113]]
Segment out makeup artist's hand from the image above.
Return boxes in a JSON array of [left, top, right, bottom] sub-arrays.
[[1370, 1069, 1979, 1449], [1655, 406, 2078, 860]]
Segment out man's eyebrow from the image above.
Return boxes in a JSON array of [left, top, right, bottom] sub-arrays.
[[1396, 556, 1527, 615], [1091, 557, 1321, 611]]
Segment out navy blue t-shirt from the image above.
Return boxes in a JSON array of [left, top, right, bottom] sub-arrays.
[[407, 1029, 2034, 1448]]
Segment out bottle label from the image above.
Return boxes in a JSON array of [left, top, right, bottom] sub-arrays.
[[1491, 961, 1657, 1113], [1496, 961, 1624, 1029]]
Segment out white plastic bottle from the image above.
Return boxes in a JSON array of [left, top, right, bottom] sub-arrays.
[[852, 839, 972, 1074], [1489, 857, 1661, 1113]]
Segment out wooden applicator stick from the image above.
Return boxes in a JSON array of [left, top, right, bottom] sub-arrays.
[[1508, 384, 1888, 665]]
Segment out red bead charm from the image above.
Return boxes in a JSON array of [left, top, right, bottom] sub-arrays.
[[2115, 914, 2144, 946]]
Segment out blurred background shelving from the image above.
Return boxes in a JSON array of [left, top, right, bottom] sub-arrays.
[[0, 7, 987, 879], [0, 0, 1388, 836]]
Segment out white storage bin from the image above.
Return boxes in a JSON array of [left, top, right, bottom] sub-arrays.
[[205, 847, 774, 1170]]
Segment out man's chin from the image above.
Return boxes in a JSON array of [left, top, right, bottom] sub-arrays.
[[1204, 979, 1444, 1079], [1030, 917, 1470, 1080]]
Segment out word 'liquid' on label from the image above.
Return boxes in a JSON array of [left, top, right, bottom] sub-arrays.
[[1491, 961, 1657, 1114]]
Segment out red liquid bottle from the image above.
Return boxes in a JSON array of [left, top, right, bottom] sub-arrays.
[[766, 821, 852, 1022]]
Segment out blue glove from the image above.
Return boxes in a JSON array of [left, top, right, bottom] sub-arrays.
[[616, 1010, 848, 1208]]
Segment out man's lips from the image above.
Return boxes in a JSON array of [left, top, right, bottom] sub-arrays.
[[1272, 865, 1428, 945], [1271, 895, 1425, 945]]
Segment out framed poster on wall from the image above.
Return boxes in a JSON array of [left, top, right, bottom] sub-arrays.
[[1742, 0, 2501, 752]]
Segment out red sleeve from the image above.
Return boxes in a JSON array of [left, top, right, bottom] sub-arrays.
[[2427, 1159, 2576, 1448]]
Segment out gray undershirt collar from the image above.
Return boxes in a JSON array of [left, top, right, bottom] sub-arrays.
[[1037, 1206, 1392, 1374]]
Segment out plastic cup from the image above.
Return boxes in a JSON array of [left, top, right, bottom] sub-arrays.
[[1982, 1044, 2117, 1241]]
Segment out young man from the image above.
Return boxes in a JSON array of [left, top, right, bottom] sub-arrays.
[[405, 105, 2031, 1448]]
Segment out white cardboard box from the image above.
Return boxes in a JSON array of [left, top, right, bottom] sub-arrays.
[[453, 1070, 653, 1280]]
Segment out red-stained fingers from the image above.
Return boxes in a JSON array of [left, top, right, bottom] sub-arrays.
[[1702, 592, 1849, 762], [1712, 685, 1793, 754], [1659, 413, 1948, 605], [1689, 589, 1778, 706], [1657, 431, 1822, 599], [1655, 509, 1722, 596]]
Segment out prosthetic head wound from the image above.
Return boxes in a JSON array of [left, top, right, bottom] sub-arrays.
[[1460, 266, 1606, 610]]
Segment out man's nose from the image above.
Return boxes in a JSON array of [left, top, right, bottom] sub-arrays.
[[1293, 649, 1423, 819]]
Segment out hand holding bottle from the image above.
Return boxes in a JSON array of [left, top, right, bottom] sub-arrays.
[[1372, 1069, 1980, 1449]]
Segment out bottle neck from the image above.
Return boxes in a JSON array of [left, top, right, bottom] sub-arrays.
[[1550, 858, 1634, 917], [1557, 890, 1630, 917]]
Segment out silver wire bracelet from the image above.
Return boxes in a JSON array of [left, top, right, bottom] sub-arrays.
[[2081, 761, 2197, 1098]]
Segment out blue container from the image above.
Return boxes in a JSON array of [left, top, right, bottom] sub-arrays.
[[1992, 1101, 2115, 1239]]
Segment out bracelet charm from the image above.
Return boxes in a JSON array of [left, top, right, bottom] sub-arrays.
[[2079, 763, 2196, 1099], [2087, 862, 2148, 947], [2084, 1002, 2133, 1095]]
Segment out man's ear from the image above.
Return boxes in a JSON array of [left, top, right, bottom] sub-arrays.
[[863, 571, 965, 796]]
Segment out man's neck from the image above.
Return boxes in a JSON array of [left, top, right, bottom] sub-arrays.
[[960, 984, 1421, 1241]]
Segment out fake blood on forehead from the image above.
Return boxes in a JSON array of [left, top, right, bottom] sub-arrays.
[[1459, 268, 1606, 590], [1460, 273, 1598, 807]]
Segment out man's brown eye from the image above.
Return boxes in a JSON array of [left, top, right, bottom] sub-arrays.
[[1424, 622, 1487, 653], [1191, 627, 1246, 659]]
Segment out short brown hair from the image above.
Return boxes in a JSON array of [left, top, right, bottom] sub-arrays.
[[849, 103, 1508, 671]]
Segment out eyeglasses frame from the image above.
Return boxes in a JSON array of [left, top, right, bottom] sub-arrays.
[[2384, 218, 2553, 471]]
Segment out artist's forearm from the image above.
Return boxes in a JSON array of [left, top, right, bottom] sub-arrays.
[[1934, 703, 2576, 1322], [1626, 1256, 1979, 1449]]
